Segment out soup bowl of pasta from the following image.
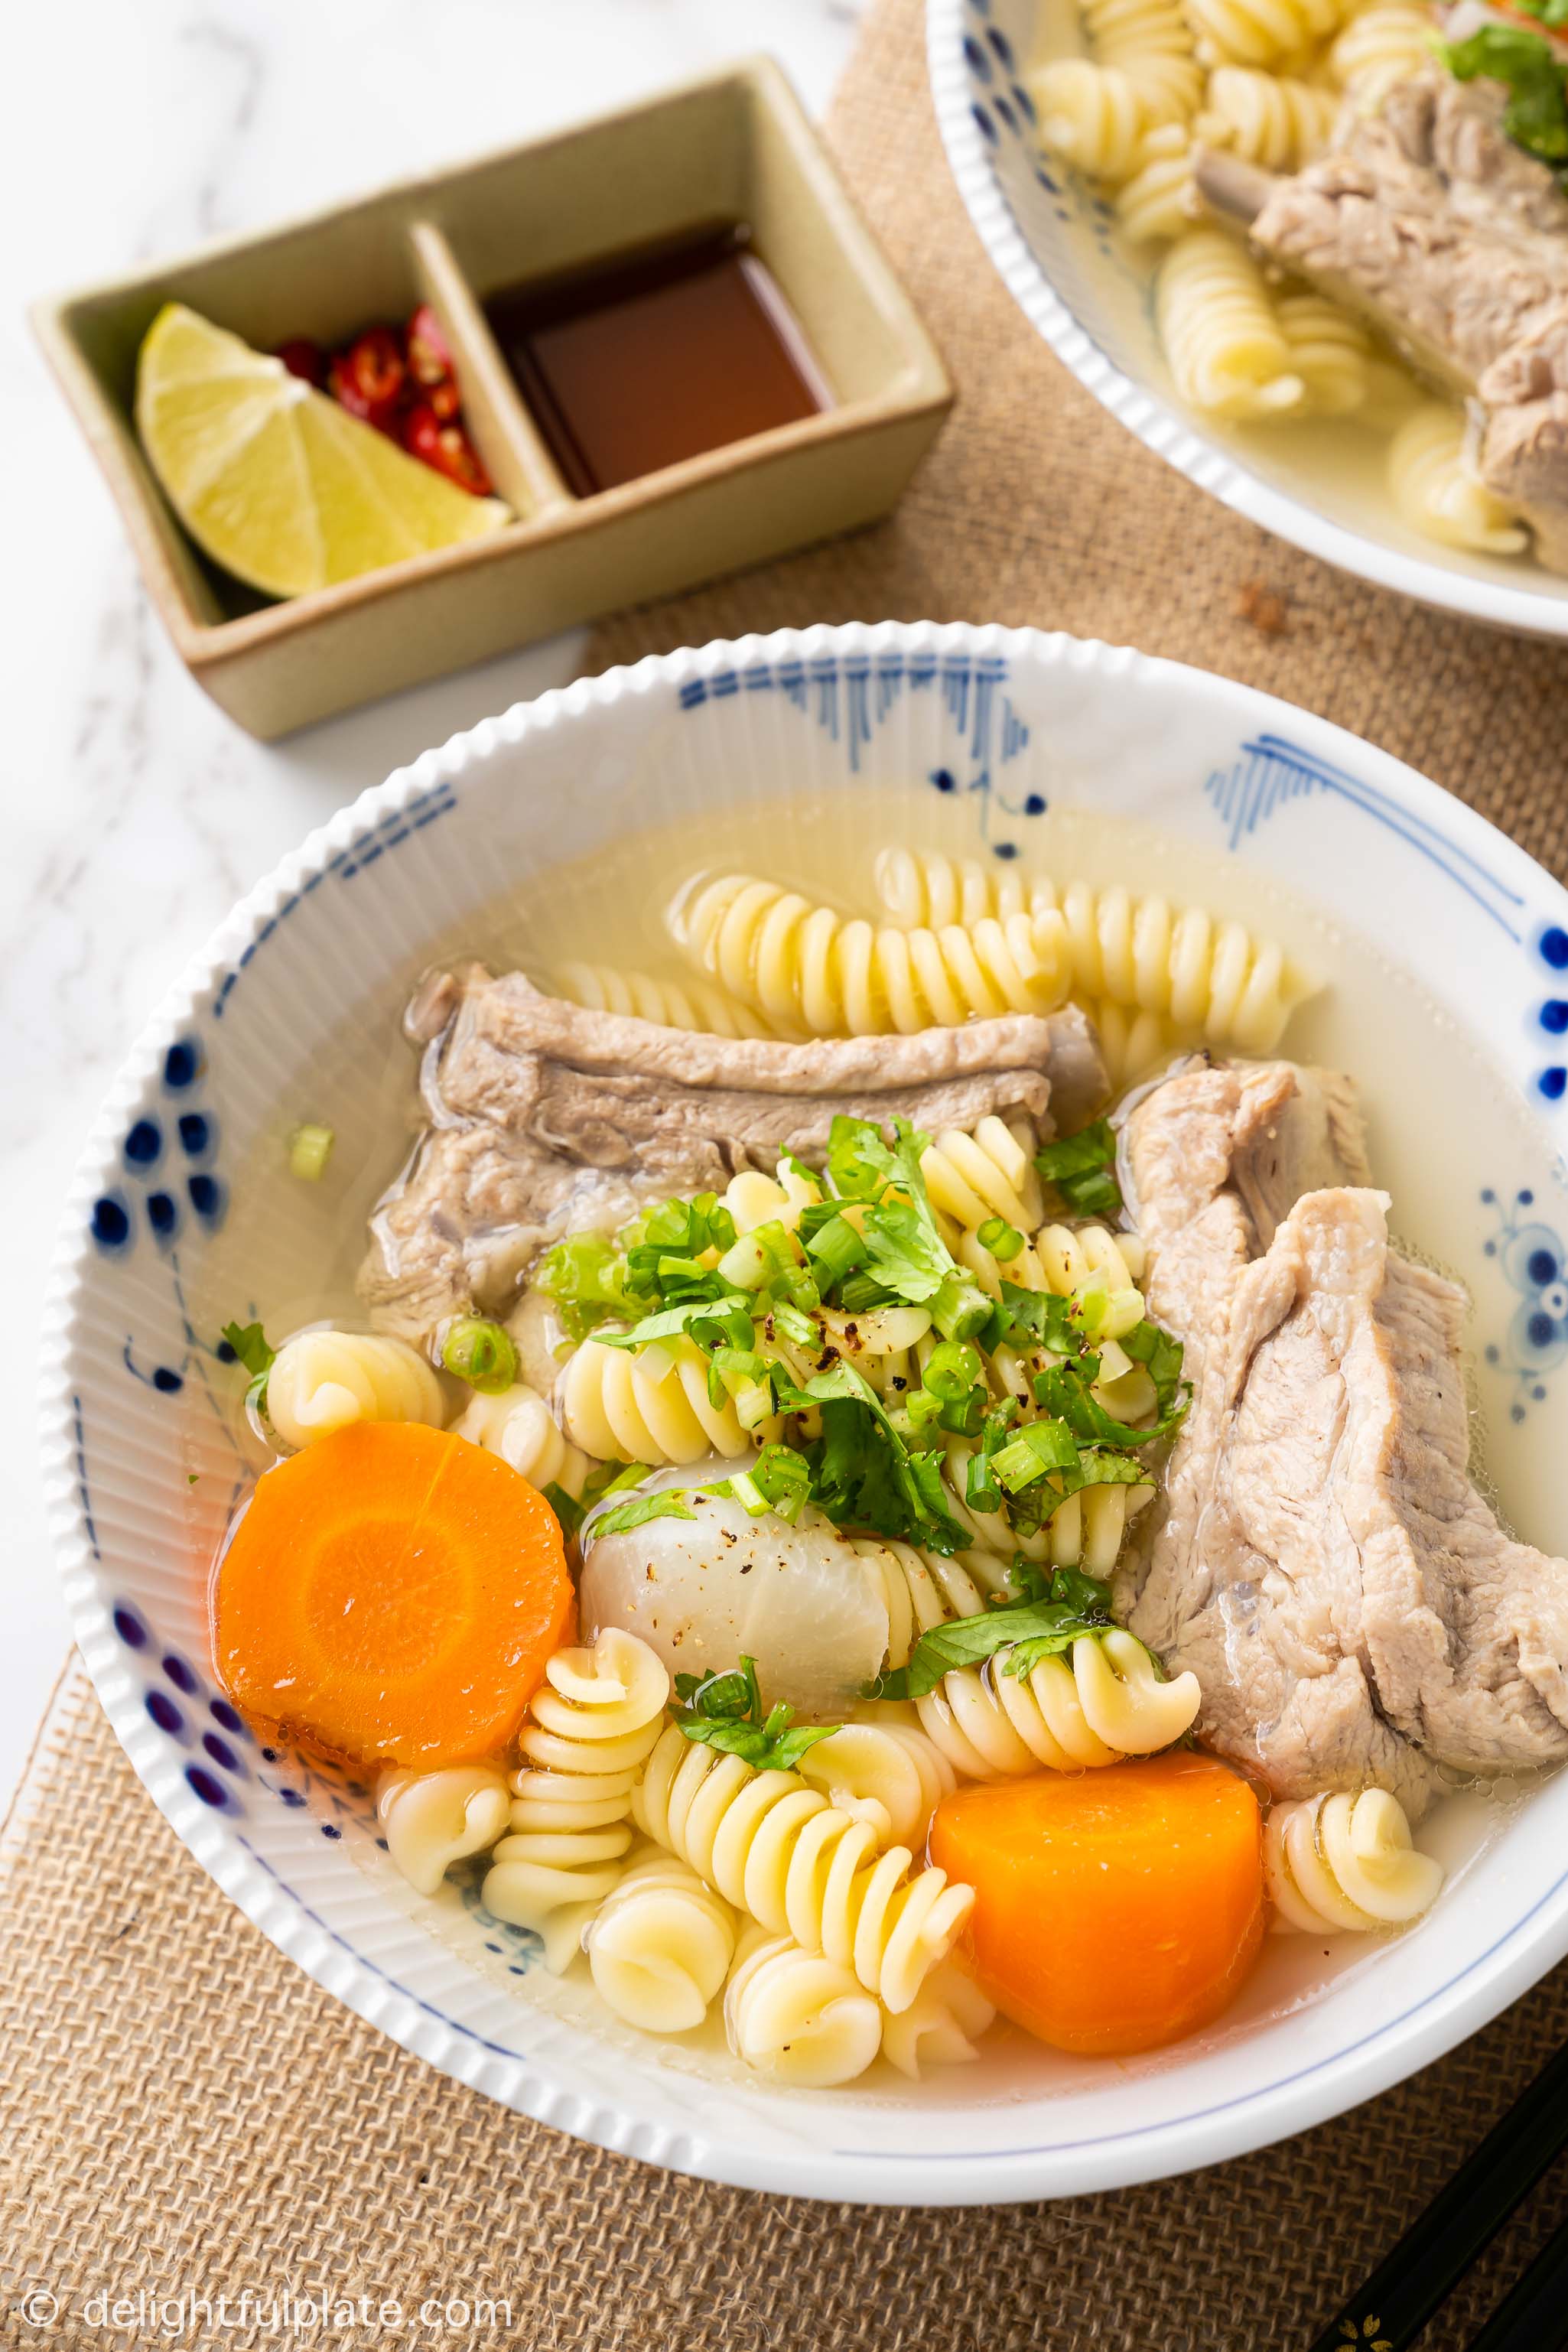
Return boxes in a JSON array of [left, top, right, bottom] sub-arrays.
[[41, 619, 1568, 2204], [929, 0, 1568, 633]]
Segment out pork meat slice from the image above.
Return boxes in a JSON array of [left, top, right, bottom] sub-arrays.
[[1122, 1062, 1568, 1814], [1116, 1056, 1372, 1618], [359, 968, 1106, 1343], [1194, 73, 1568, 569]]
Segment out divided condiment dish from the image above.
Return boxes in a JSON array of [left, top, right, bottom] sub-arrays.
[[32, 65, 952, 737]]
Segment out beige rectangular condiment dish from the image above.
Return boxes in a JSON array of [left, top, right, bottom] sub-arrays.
[[32, 60, 953, 740]]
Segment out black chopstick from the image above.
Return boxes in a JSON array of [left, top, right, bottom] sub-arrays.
[[1306, 2035, 1568, 2352], [1462, 2212, 1568, 2352]]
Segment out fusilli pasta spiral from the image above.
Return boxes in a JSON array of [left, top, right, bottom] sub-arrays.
[[915, 1630, 1201, 1779], [558, 1331, 766, 1466], [1086, 0, 1206, 113], [1329, 2, 1434, 101], [1264, 1789, 1445, 1933], [632, 1725, 973, 2011], [724, 1927, 884, 2087], [1197, 67, 1338, 166], [451, 1380, 592, 1497], [854, 1535, 1013, 1671], [668, 872, 1071, 1037], [872, 847, 1313, 1051], [483, 1629, 669, 1970], [584, 1847, 739, 2032], [376, 1763, 512, 1899], [1028, 58, 1163, 182], [880, 1963, 997, 2081], [721, 1162, 821, 1236], [1387, 405, 1527, 558], [1115, 125, 1199, 243], [1276, 291, 1372, 417], [919, 1116, 1044, 1239], [1179, 0, 1342, 69], [1158, 229, 1306, 419], [795, 1718, 958, 1848], [1046, 1479, 1158, 1575], [265, 1329, 444, 1451], [543, 959, 775, 1039]]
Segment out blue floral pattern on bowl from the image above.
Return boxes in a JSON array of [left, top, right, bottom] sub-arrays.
[[1482, 1189, 1568, 1420], [47, 623, 1568, 2202]]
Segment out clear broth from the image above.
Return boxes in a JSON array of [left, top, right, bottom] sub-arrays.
[[194, 789, 1568, 2082]]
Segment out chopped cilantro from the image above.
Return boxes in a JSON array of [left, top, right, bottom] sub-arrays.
[[593, 1488, 698, 1537], [673, 1654, 838, 1771], [1034, 1117, 1123, 1219], [867, 1566, 1118, 1699], [220, 1319, 275, 1415]]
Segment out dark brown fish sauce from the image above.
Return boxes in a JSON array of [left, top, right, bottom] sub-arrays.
[[483, 223, 831, 496]]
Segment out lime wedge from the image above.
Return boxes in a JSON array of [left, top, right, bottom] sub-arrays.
[[135, 302, 509, 600]]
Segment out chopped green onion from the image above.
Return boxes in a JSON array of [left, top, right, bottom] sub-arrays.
[[735, 1381, 778, 1433], [966, 1398, 1020, 1514], [937, 1385, 987, 1436], [1073, 1282, 1110, 1341], [289, 1123, 334, 1182], [930, 1272, 994, 1343], [805, 1212, 868, 1287], [835, 1270, 901, 1315], [750, 1443, 812, 1524], [991, 1417, 1081, 1493], [441, 1316, 519, 1394], [771, 1298, 819, 1348], [717, 1219, 798, 1293], [922, 1339, 984, 1402], [724, 1469, 769, 1516], [538, 1231, 633, 1341], [977, 1215, 1023, 1262]]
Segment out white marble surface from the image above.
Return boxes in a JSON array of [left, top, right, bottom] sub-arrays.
[[2, 0, 863, 1807]]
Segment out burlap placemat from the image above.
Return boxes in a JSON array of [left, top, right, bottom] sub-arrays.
[[10, 4, 1568, 2346], [4, 1661, 1568, 2352]]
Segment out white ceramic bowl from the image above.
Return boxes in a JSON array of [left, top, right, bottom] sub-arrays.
[[41, 620, 1568, 2205], [927, 0, 1568, 636]]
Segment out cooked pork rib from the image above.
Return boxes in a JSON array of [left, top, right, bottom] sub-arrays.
[[359, 968, 1107, 1343], [1120, 1059, 1568, 1816], [1195, 73, 1568, 569]]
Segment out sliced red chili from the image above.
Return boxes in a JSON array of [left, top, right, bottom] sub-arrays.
[[407, 303, 455, 386], [331, 326, 406, 428], [402, 405, 493, 496]]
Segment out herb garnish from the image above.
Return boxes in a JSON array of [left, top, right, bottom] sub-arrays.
[[532, 1115, 1186, 1566], [1034, 1117, 1123, 1219], [220, 1319, 275, 1415], [866, 1563, 1121, 1700], [673, 1654, 839, 1771], [1443, 25, 1568, 164]]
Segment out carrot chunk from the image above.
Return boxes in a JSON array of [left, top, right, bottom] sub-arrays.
[[929, 1752, 1264, 2055], [213, 1421, 574, 1770]]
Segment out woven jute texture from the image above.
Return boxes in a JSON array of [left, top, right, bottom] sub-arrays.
[[9, 2, 1568, 2346], [5, 1663, 1568, 2352]]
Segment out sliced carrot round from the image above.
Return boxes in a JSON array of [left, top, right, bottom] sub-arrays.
[[929, 1751, 1264, 2056], [213, 1421, 574, 1771]]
